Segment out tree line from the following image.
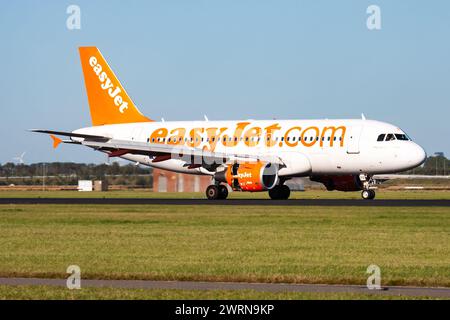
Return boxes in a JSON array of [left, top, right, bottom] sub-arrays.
[[404, 155, 449, 176], [0, 155, 448, 186], [0, 162, 153, 186]]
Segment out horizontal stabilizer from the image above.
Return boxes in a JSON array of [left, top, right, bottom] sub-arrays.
[[30, 129, 110, 141]]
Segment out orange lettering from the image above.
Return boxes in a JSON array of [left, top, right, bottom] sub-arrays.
[[222, 122, 251, 147], [150, 128, 168, 144], [244, 127, 262, 147], [320, 126, 346, 147], [301, 126, 319, 147], [284, 126, 302, 147], [265, 123, 281, 147], [204, 127, 227, 152], [187, 128, 204, 148], [167, 128, 186, 145]]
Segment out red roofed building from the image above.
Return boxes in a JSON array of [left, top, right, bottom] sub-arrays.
[[152, 168, 212, 192]]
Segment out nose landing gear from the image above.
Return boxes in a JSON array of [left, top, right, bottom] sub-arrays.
[[361, 189, 376, 200], [359, 174, 376, 200]]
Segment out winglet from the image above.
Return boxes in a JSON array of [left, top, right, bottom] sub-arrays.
[[50, 135, 63, 149]]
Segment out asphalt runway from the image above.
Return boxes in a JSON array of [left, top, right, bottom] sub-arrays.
[[1, 277, 449, 298], [0, 198, 449, 206]]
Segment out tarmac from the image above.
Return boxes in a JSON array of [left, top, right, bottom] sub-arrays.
[[1, 277, 449, 298], [0, 198, 449, 206]]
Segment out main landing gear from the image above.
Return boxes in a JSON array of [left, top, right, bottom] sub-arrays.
[[268, 185, 291, 200], [206, 184, 229, 200]]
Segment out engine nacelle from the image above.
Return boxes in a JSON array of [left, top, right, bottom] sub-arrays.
[[214, 162, 278, 191], [311, 175, 363, 192], [277, 152, 312, 177]]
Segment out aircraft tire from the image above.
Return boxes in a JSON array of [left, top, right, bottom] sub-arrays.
[[361, 190, 375, 200], [218, 185, 229, 199], [206, 185, 220, 200], [269, 185, 291, 200]]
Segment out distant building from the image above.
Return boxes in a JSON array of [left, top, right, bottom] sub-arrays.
[[93, 180, 108, 192], [153, 168, 212, 192], [78, 180, 93, 192], [434, 152, 445, 157], [78, 180, 108, 192]]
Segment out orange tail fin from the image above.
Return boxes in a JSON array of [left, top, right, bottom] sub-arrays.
[[79, 47, 152, 126]]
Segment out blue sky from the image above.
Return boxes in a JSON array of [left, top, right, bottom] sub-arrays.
[[1, 1, 449, 164]]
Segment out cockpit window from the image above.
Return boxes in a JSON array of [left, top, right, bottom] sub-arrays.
[[378, 133, 411, 142], [395, 134, 409, 141], [385, 134, 395, 141]]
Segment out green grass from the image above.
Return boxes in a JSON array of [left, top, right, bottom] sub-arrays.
[[0, 285, 437, 300], [0, 190, 449, 199], [0, 204, 449, 288]]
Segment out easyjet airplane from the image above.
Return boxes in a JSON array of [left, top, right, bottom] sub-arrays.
[[33, 47, 427, 200]]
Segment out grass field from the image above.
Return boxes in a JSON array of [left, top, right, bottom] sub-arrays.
[[0, 189, 450, 199], [0, 202, 449, 288], [0, 189, 448, 299]]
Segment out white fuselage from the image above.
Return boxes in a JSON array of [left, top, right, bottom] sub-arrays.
[[74, 119, 427, 177]]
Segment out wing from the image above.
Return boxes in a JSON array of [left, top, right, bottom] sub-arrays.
[[32, 129, 284, 171]]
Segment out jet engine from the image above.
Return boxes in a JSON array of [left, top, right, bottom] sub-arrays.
[[214, 162, 278, 191], [310, 175, 363, 192]]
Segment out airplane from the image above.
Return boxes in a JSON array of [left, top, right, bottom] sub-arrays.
[[32, 47, 427, 200]]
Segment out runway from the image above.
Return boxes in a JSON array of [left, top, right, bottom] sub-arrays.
[[0, 198, 449, 206], [1, 277, 449, 298]]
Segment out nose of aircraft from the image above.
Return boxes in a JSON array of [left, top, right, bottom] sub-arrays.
[[408, 143, 427, 168]]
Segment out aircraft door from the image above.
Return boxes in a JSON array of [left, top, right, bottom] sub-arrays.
[[346, 125, 363, 154]]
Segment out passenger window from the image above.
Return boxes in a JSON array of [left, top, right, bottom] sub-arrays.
[[377, 134, 385, 142]]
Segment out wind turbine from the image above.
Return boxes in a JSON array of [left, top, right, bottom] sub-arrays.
[[13, 152, 26, 164], [102, 151, 111, 166]]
